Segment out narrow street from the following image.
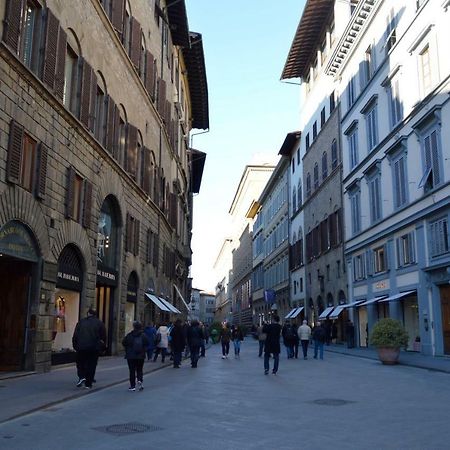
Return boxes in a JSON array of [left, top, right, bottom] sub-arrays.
[[1, 341, 450, 450]]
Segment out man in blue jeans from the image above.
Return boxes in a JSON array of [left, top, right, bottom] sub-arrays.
[[312, 321, 326, 360]]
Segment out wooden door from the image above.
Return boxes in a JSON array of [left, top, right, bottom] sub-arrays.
[[0, 259, 30, 371], [440, 285, 450, 355]]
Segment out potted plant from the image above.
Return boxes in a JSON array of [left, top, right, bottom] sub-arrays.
[[369, 318, 408, 365]]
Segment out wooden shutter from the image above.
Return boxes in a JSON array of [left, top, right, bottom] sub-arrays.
[[111, 0, 124, 34], [134, 219, 140, 256], [126, 124, 138, 177], [80, 60, 93, 128], [142, 147, 151, 194], [3, 0, 22, 53], [129, 16, 141, 68], [153, 233, 159, 268], [112, 105, 121, 161], [144, 51, 155, 98], [54, 26, 67, 100], [89, 70, 97, 132], [158, 79, 166, 117], [65, 166, 76, 218], [125, 213, 131, 253], [146, 229, 153, 263], [35, 143, 48, 199], [164, 99, 170, 124], [82, 180, 93, 228], [42, 8, 59, 90], [6, 120, 24, 184], [105, 96, 116, 154]]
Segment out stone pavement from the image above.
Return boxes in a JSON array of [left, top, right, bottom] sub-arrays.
[[0, 341, 449, 425]]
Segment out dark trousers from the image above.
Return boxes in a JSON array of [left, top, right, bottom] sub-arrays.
[[153, 347, 167, 362], [264, 352, 279, 373], [146, 347, 154, 360], [221, 341, 230, 356], [76, 350, 99, 387], [127, 358, 144, 388], [301, 340, 309, 358], [293, 341, 299, 358], [190, 345, 200, 367], [173, 351, 182, 367], [258, 340, 265, 357], [200, 340, 206, 357]]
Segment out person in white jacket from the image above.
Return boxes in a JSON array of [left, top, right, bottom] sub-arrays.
[[153, 324, 169, 363], [297, 320, 312, 360]]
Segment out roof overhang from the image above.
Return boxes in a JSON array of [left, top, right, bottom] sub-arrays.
[[281, 0, 334, 80], [279, 131, 301, 156], [188, 148, 206, 194], [166, 0, 190, 48], [182, 32, 209, 130]]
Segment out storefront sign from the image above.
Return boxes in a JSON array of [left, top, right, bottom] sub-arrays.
[[0, 221, 38, 262], [96, 265, 118, 286], [57, 270, 82, 291]]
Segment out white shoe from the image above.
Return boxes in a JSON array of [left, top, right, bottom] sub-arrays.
[[222, 355, 226, 359], [137, 381, 144, 391]]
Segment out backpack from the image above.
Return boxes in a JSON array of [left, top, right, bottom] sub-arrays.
[[285, 326, 295, 339], [132, 334, 144, 354]]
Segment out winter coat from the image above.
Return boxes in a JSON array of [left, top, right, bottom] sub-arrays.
[[298, 324, 312, 341], [143, 326, 157, 349], [257, 326, 267, 341], [282, 324, 296, 346], [72, 316, 106, 352], [170, 325, 186, 352], [187, 325, 204, 348], [312, 325, 327, 343], [231, 329, 244, 341], [263, 323, 282, 354], [122, 330, 149, 360], [156, 326, 169, 349], [220, 327, 232, 343]]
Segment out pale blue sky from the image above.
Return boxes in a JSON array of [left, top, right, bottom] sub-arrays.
[[185, 1, 306, 291]]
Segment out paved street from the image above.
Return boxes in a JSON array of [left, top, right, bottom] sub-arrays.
[[1, 341, 450, 450]]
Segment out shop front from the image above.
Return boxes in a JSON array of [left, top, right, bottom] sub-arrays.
[[0, 221, 40, 371], [51, 245, 84, 365]]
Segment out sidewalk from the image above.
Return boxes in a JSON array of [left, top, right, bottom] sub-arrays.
[[0, 355, 173, 424], [325, 343, 450, 373]]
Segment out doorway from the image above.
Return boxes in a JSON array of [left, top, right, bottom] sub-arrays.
[[440, 285, 450, 355], [0, 257, 32, 371], [96, 285, 114, 354]]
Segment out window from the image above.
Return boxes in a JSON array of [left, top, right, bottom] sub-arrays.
[[296, 148, 300, 165], [66, 166, 92, 228], [305, 133, 310, 150], [365, 104, 378, 151], [361, 45, 375, 88], [20, 133, 37, 192], [429, 217, 449, 257], [291, 158, 295, 174], [95, 84, 106, 145], [373, 246, 387, 273], [63, 37, 82, 117], [385, 9, 397, 54], [353, 254, 366, 281], [330, 91, 335, 113], [306, 173, 311, 198], [347, 76, 356, 108], [348, 127, 359, 169], [387, 76, 403, 127], [126, 213, 140, 256], [331, 140, 338, 169], [368, 173, 382, 223], [397, 232, 416, 267], [313, 163, 319, 189], [418, 126, 441, 192], [419, 45, 432, 94], [321, 107, 326, 127], [292, 189, 297, 213], [349, 189, 361, 235], [21, 1, 40, 69], [313, 122, 317, 140], [322, 152, 328, 180], [297, 181, 302, 208], [392, 154, 408, 208]]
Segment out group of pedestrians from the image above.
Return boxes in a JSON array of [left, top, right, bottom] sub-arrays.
[[218, 323, 244, 358]]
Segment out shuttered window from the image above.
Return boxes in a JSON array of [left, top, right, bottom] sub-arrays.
[[126, 124, 138, 179], [429, 218, 449, 257], [144, 51, 156, 99], [396, 232, 416, 267], [129, 16, 141, 68], [125, 213, 140, 255], [419, 128, 441, 192], [331, 140, 338, 169], [393, 154, 408, 208], [350, 190, 361, 235], [65, 166, 92, 228], [322, 152, 328, 180]]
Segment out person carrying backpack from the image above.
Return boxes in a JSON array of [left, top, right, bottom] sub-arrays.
[[122, 321, 149, 391], [312, 321, 327, 360], [282, 321, 296, 359]]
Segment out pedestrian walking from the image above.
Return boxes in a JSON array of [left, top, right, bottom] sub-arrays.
[[153, 323, 169, 363], [232, 324, 244, 358], [219, 322, 232, 359], [331, 321, 338, 344], [72, 308, 106, 389], [257, 323, 267, 357], [263, 315, 282, 375], [346, 320, 355, 348], [122, 321, 149, 391], [170, 319, 185, 368], [282, 321, 295, 359], [292, 323, 300, 358], [297, 319, 312, 359], [187, 320, 204, 368], [199, 321, 206, 357], [182, 321, 190, 358], [312, 321, 326, 360], [143, 323, 157, 361]]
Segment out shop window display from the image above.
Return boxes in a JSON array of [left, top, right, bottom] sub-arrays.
[[125, 301, 136, 334], [52, 290, 80, 356]]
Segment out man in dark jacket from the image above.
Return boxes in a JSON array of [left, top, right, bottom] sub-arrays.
[[170, 319, 186, 368], [263, 315, 282, 375], [312, 321, 327, 360], [122, 321, 149, 391], [187, 320, 204, 368], [72, 308, 106, 389]]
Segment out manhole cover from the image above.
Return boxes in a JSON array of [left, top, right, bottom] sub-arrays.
[[93, 422, 163, 436], [311, 398, 353, 406]]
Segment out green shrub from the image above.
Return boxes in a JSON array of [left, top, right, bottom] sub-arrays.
[[370, 318, 408, 348]]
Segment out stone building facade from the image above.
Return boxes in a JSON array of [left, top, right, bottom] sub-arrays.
[[0, 0, 208, 372]]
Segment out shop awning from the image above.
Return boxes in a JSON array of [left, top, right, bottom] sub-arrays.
[[173, 284, 191, 312], [145, 293, 171, 312], [358, 296, 387, 307], [343, 300, 365, 308], [285, 307, 304, 319], [158, 297, 182, 314], [318, 306, 335, 319], [329, 305, 346, 319], [378, 290, 416, 303]]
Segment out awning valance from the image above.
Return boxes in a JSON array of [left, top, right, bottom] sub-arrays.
[[285, 306, 304, 319], [145, 293, 171, 312], [378, 290, 416, 303], [158, 297, 182, 314], [358, 296, 387, 307], [343, 300, 365, 308], [329, 305, 345, 319], [318, 306, 334, 319]]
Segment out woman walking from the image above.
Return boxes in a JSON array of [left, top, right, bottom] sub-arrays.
[[153, 323, 169, 363], [122, 321, 149, 391], [219, 323, 232, 359], [232, 325, 244, 358], [170, 319, 185, 368]]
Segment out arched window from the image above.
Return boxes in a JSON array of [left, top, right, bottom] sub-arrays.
[[292, 188, 297, 213], [313, 163, 319, 189], [297, 180, 302, 207], [95, 72, 107, 146], [322, 151, 328, 180], [64, 29, 82, 115], [97, 195, 121, 269], [331, 139, 338, 169], [306, 173, 311, 198], [122, 1, 132, 54]]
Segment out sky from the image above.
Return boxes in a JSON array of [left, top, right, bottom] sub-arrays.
[[185, 1, 306, 292]]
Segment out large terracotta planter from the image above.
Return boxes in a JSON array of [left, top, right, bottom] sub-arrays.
[[377, 347, 400, 365]]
